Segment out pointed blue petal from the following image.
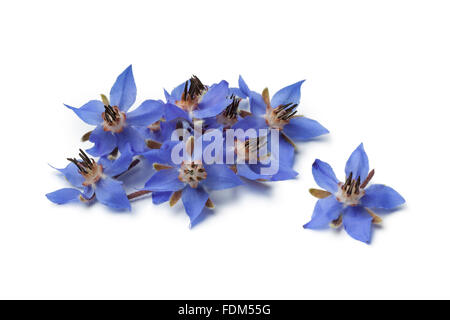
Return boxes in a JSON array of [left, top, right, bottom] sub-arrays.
[[152, 191, 172, 205], [269, 162, 298, 181], [46, 188, 81, 204], [64, 100, 104, 125], [303, 196, 342, 229], [193, 80, 229, 118], [229, 87, 246, 99], [109, 65, 136, 112], [86, 126, 117, 157], [312, 159, 339, 193], [270, 80, 305, 108], [171, 81, 187, 101], [345, 143, 369, 181], [232, 115, 268, 132], [236, 164, 266, 180], [116, 126, 146, 154], [181, 186, 209, 224], [202, 164, 243, 190], [50, 162, 84, 188], [249, 92, 267, 115], [343, 206, 373, 243], [238, 75, 251, 97], [283, 117, 329, 141], [94, 177, 131, 210], [102, 143, 134, 177], [361, 184, 405, 210], [126, 100, 165, 126], [164, 103, 190, 121], [144, 168, 185, 192]]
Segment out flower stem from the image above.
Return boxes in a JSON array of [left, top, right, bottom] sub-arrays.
[[127, 190, 151, 200]]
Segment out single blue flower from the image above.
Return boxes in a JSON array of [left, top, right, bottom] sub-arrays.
[[163, 76, 230, 123], [303, 143, 405, 243], [143, 137, 243, 225], [232, 76, 329, 147], [46, 146, 135, 211], [65, 65, 165, 157]]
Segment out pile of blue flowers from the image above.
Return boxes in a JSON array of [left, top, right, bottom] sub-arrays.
[[47, 65, 404, 243]]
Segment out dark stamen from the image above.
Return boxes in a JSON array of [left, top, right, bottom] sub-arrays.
[[347, 179, 356, 196], [223, 95, 241, 119], [355, 176, 361, 194], [342, 172, 353, 190], [67, 158, 87, 174], [360, 169, 375, 189]]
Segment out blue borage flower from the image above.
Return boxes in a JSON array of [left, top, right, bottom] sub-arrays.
[[163, 76, 230, 122], [46, 145, 136, 210], [232, 76, 329, 149], [65, 65, 165, 157], [143, 136, 243, 225], [303, 143, 405, 243]]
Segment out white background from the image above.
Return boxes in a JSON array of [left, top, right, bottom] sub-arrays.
[[0, 0, 449, 299]]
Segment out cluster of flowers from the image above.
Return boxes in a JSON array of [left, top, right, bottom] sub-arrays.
[[47, 65, 405, 243]]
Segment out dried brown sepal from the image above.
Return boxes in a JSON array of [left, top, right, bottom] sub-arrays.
[[205, 198, 215, 209], [280, 131, 298, 151], [366, 208, 382, 224], [153, 163, 173, 171], [146, 139, 162, 149], [262, 88, 271, 108], [309, 188, 332, 199], [79, 194, 95, 203], [81, 131, 92, 142], [330, 215, 343, 228], [230, 165, 237, 174], [170, 190, 182, 207], [186, 136, 195, 156], [239, 110, 253, 118]]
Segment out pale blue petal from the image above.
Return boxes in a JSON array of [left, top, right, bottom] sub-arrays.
[[50, 162, 84, 188], [303, 196, 342, 229], [345, 143, 369, 181], [202, 164, 243, 190], [312, 159, 339, 193], [46, 188, 81, 204], [282, 117, 329, 141], [361, 184, 405, 210], [126, 100, 165, 126], [116, 126, 146, 154], [95, 177, 131, 210], [164, 103, 190, 121], [238, 75, 251, 97], [144, 168, 185, 192], [270, 80, 305, 108], [64, 100, 104, 125], [249, 92, 266, 115], [109, 65, 136, 112], [193, 80, 229, 118], [102, 143, 134, 177], [232, 115, 268, 132], [86, 126, 117, 157], [343, 206, 373, 243], [152, 191, 172, 205], [181, 186, 209, 224]]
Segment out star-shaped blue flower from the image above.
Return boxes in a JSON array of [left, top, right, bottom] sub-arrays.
[[46, 145, 135, 210], [303, 143, 405, 243], [143, 137, 243, 225], [232, 76, 329, 147], [65, 65, 165, 157], [163, 76, 230, 122]]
